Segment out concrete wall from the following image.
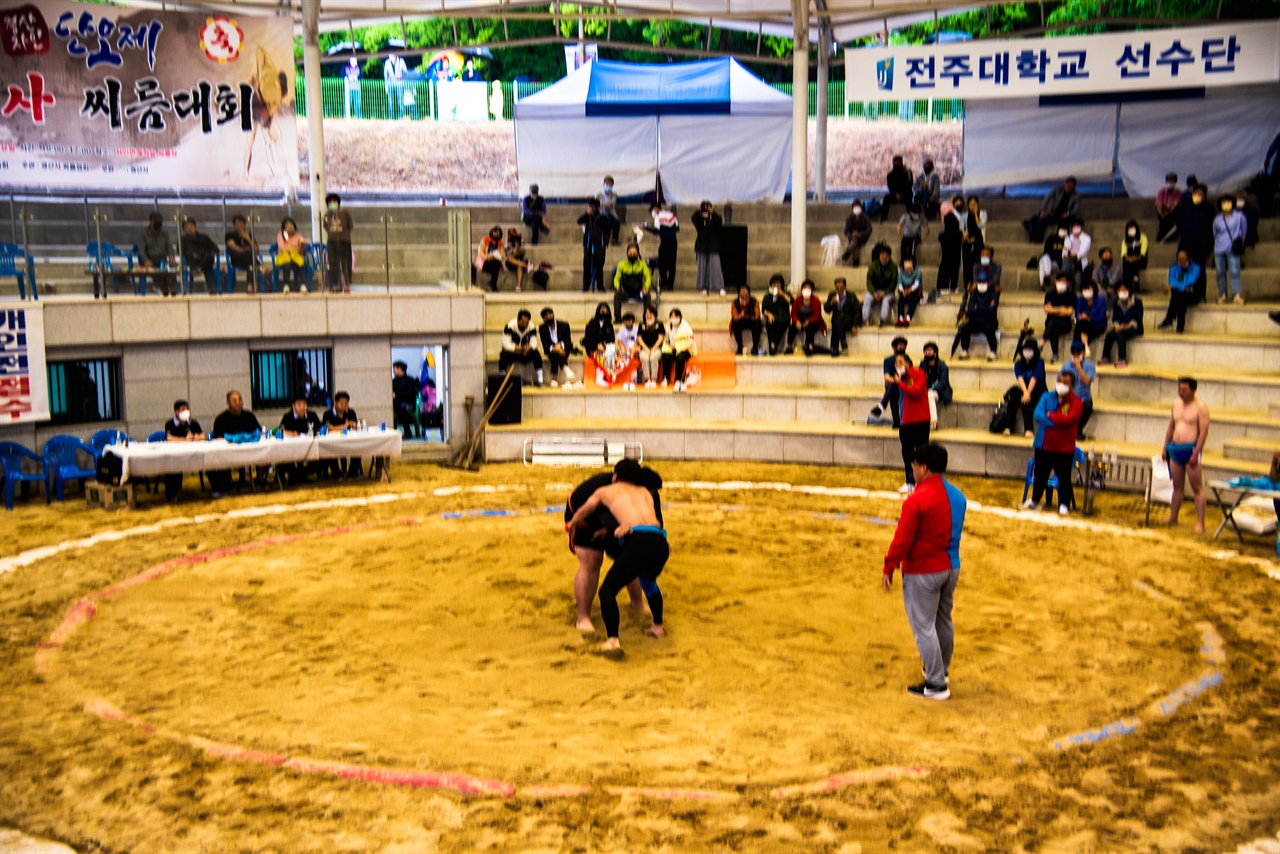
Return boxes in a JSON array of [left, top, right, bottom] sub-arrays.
[[0, 294, 485, 452]]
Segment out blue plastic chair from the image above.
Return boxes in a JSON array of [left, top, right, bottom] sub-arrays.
[[0, 242, 36, 300], [182, 248, 224, 296], [1021, 447, 1087, 506], [306, 242, 328, 291], [0, 441, 49, 510], [86, 242, 135, 295], [89, 428, 129, 461], [43, 436, 96, 501], [130, 245, 170, 296], [224, 250, 266, 295]]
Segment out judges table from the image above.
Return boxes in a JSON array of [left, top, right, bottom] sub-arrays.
[[105, 432, 403, 486]]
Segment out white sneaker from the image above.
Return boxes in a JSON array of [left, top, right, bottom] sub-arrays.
[[1059, 505, 1069, 516], [646, 380, 656, 389], [986, 352, 996, 362], [301, 285, 309, 294], [1022, 499, 1038, 510], [957, 350, 969, 360], [898, 483, 914, 494], [596, 377, 610, 388], [564, 367, 576, 382], [549, 380, 559, 388], [718, 288, 726, 296], [282, 284, 291, 294]]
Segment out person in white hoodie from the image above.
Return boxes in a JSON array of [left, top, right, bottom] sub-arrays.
[[498, 309, 544, 386], [661, 308, 696, 392]]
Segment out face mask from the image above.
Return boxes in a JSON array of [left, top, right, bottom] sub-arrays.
[[976, 284, 988, 294], [1023, 349, 1036, 360], [770, 287, 780, 295], [903, 267, 914, 276], [1127, 229, 1136, 237], [1072, 227, 1083, 236], [1082, 289, 1094, 300], [801, 289, 812, 299], [896, 366, 906, 377], [1193, 195, 1204, 205], [1101, 256, 1112, 265], [1056, 383, 1071, 396], [1167, 181, 1176, 189], [852, 207, 862, 216], [1058, 230, 1068, 238], [328, 203, 338, 211], [1055, 283, 1068, 294], [627, 254, 638, 262], [177, 410, 190, 423], [1237, 200, 1247, 209], [980, 257, 990, 266], [1118, 291, 1130, 302]]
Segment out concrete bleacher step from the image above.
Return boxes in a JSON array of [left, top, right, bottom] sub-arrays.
[[484, 417, 1270, 484], [1223, 437, 1280, 464]]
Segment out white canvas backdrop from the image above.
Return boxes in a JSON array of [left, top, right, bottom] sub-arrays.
[[1117, 85, 1280, 197], [514, 116, 659, 197], [658, 114, 792, 203], [963, 98, 1118, 188]]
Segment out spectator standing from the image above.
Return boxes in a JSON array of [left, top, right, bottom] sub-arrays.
[[322, 193, 354, 293], [538, 307, 577, 388], [275, 218, 306, 294], [1061, 219, 1092, 290], [391, 361, 419, 439], [952, 275, 999, 361], [475, 225, 504, 292], [636, 305, 665, 388], [343, 58, 362, 118], [897, 203, 928, 264], [920, 342, 951, 430], [1120, 221, 1148, 292], [598, 176, 621, 246], [912, 158, 941, 217], [896, 256, 923, 327], [162, 400, 205, 501], [461, 58, 480, 81], [869, 336, 909, 427], [499, 310, 543, 386], [1063, 340, 1096, 441], [1025, 369, 1083, 516], [613, 243, 653, 319], [762, 274, 792, 356], [383, 53, 407, 119], [225, 215, 264, 294], [1178, 185, 1213, 302], [661, 308, 696, 392], [893, 352, 931, 494], [1072, 281, 1107, 356], [730, 285, 763, 356], [824, 277, 858, 358], [1100, 284, 1143, 367], [787, 280, 825, 357], [505, 230, 529, 292], [882, 154, 914, 223], [1155, 171, 1182, 243], [1212, 194, 1247, 305], [1158, 249, 1200, 334], [644, 205, 680, 292], [1161, 377, 1210, 533], [1042, 272, 1076, 363], [935, 198, 964, 299], [1023, 176, 1079, 244], [692, 201, 725, 295], [130, 213, 170, 289], [881, 442, 966, 702], [842, 201, 873, 266], [521, 184, 550, 245], [961, 196, 986, 289], [1008, 342, 1046, 438], [863, 243, 897, 328], [180, 218, 218, 296], [577, 199, 609, 293]]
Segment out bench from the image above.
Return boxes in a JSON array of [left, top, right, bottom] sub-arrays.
[[522, 437, 643, 467]]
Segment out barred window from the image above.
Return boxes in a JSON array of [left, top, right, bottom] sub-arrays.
[[47, 358, 122, 426], [250, 348, 334, 410]]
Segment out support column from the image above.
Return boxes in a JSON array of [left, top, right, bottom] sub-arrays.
[[790, 0, 809, 288], [302, 0, 326, 241], [815, 20, 829, 204]]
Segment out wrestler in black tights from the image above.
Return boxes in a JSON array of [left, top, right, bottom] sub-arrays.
[[598, 530, 669, 639]]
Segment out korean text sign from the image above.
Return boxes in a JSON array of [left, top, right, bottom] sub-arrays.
[[0, 305, 49, 424], [849, 21, 1280, 101], [0, 0, 298, 190]]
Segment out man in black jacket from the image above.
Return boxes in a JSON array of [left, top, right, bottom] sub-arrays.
[[825, 277, 859, 357], [180, 218, 219, 295], [577, 199, 610, 293], [392, 361, 419, 439], [882, 155, 914, 223], [539, 307, 577, 387]]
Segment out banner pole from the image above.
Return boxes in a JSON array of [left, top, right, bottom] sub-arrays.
[[302, 0, 327, 243]]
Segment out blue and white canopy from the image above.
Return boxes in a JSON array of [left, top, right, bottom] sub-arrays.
[[515, 58, 792, 202]]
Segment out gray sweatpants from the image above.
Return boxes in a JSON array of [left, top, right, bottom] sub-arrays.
[[902, 568, 959, 686]]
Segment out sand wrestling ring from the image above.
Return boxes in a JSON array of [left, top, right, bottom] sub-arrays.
[[3, 461, 1280, 852]]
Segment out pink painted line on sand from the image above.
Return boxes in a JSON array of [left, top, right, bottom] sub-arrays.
[[603, 786, 740, 803], [770, 765, 931, 799], [282, 757, 515, 797], [41, 599, 97, 648], [519, 784, 593, 798], [188, 735, 288, 767]]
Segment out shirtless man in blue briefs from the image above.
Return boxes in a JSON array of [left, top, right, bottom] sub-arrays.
[[1161, 376, 1211, 533], [566, 459, 669, 653]]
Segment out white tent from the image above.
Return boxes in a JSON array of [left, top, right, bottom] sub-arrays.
[[514, 58, 793, 203]]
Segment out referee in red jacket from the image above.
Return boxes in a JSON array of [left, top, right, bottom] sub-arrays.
[[882, 442, 967, 701]]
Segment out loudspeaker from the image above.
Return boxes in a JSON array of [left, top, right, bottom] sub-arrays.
[[719, 224, 749, 288], [487, 372, 522, 425]]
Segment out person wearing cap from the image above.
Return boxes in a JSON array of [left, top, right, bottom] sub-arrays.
[[163, 399, 205, 501]]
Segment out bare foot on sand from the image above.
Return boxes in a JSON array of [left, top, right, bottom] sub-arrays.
[[645, 624, 665, 638], [576, 617, 596, 632], [629, 600, 651, 614], [1193, 523, 1205, 534], [599, 637, 624, 658]]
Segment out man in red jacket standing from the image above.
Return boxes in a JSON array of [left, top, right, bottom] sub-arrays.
[[891, 352, 931, 494], [1024, 369, 1085, 516], [883, 442, 967, 701]]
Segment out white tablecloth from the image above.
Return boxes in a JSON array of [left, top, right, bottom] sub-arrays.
[[104, 432, 403, 483]]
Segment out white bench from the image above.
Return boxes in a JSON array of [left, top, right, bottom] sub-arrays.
[[522, 437, 643, 467]]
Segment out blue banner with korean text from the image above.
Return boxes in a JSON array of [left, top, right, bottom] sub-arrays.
[[0, 304, 48, 424], [0, 0, 298, 191], [848, 21, 1280, 102]]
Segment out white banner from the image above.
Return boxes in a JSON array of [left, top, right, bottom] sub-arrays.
[[847, 21, 1280, 101], [0, 304, 49, 424]]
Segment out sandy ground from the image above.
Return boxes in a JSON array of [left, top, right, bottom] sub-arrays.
[[299, 120, 964, 194], [1, 461, 1279, 853]]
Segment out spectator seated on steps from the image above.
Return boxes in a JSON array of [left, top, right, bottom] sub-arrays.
[[538, 306, 579, 388], [498, 309, 544, 387], [824, 277, 859, 358], [863, 242, 897, 328], [613, 243, 653, 320]]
